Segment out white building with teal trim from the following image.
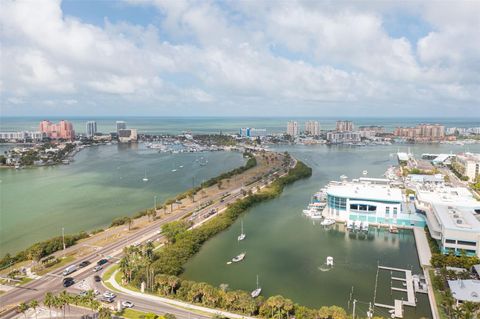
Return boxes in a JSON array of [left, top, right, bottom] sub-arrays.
[[322, 178, 426, 227]]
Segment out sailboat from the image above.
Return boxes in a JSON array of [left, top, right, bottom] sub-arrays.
[[171, 162, 177, 172], [142, 169, 149, 182], [251, 275, 262, 298], [238, 220, 246, 241]]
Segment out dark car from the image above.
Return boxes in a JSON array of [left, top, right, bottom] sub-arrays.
[[79, 260, 90, 268], [63, 277, 74, 283], [94, 275, 101, 282], [63, 279, 74, 287], [96, 259, 108, 266]]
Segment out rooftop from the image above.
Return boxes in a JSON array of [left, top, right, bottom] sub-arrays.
[[415, 185, 480, 210], [432, 205, 480, 233], [326, 180, 403, 203], [448, 280, 480, 302]]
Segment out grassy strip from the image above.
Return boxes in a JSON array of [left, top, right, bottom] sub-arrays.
[[35, 256, 76, 276], [151, 160, 312, 275], [429, 270, 449, 319]]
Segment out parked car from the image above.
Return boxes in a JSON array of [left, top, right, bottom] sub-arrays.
[[96, 259, 108, 266], [79, 260, 90, 268], [79, 290, 88, 296], [63, 277, 74, 283], [121, 301, 134, 308], [93, 266, 103, 272], [94, 275, 101, 282]]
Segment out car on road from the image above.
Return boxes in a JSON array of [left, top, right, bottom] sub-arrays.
[[103, 291, 116, 299], [121, 301, 134, 308], [62, 265, 78, 276], [94, 275, 101, 282], [79, 290, 88, 296], [101, 296, 115, 303], [63, 278, 74, 287], [96, 258, 108, 266], [93, 266, 103, 272], [63, 277, 74, 283], [79, 260, 90, 268]]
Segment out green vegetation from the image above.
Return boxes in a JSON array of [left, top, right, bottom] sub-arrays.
[[431, 253, 480, 269], [424, 227, 440, 254], [200, 152, 257, 188], [447, 164, 469, 181], [116, 308, 166, 319], [194, 134, 237, 146], [0, 232, 88, 269]]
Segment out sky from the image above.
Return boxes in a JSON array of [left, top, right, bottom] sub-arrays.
[[1, 0, 479, 117]]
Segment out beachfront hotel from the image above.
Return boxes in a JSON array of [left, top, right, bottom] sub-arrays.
[[321, 177, 426, 227]]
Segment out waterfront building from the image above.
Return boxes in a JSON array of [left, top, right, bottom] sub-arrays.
[[116, 121, 127, 133], [414, 183, 480, 257], [452, 153, 480, 181], [240, 128, 267, 138], [86, 121, 97, 138], [336, 120, 354, 132], [39, 120, 75, 140], [326, 131, 361, 144], [0, 131, 44, 141], [118, 129, 138, 143], [287, 121, 298, 137], [394, 124, 445, 141], [322, 177, 426, 227], [447, 280, 480, 305], [304, 121, 320, 136]]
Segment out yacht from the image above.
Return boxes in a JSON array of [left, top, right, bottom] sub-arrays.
[[346, 220, 354, 230], [310, 211, 323, 220], [362, 221, 369, 232], [238, 220, 246, 241], [321, 219, 335, 226], [302, 208, 316, 216], [232, 253, 246, 263], [251, 275, 262, 298], [142, 169, 149, 182], [389, 225, 399, 234], [354, 220, 362, 230]]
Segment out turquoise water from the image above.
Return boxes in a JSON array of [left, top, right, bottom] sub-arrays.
[[1, 116, 478, 135], [0, 144, 245, 255], [182, 143, 480, 318]]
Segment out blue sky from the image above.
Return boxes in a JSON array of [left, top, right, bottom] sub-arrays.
[[1, 0, 479, 117]]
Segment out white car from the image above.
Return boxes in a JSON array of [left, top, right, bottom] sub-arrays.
[[121, 301, 134, 308], [103, 291, 116, 299], [93, 266, 103, 272]]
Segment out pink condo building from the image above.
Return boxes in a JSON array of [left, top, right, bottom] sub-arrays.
[[39, 120, 76, 140]]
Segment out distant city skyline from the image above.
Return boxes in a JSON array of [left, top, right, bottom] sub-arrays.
[[1, 1, 479, 117]]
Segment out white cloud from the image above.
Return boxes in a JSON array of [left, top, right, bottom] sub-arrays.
[[0, 0, 479, 116]]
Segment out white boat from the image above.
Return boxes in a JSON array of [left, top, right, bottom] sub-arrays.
[[310, 211, 323, 219], [346, 220, 354, 230], [354, 220, 362, 230], [232, 252, 246, 263], [362, 221, 369, 231], [321, 219, 335, 226], [251, 275, 262, 298], [179, 165, 184, 168], [142, 169, 149, 182], [302, 208, 316, 216], [238, 220, 246, 241], [326, 256, 334, 266]]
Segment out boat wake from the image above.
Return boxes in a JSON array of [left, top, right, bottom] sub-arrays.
[[318, 266, 333, 272]]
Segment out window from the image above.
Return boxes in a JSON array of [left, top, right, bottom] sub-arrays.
[[393, 207, 398, 216], [350, 204, 358, 210], [368, 205, 377, 212], [385, 207, 390, 216], [445, 239, 456, 244], [457, 240, 477, 246]]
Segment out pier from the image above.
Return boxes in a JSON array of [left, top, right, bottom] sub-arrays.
[[374, 265, 425, 318], [413, 227, 432, 267]]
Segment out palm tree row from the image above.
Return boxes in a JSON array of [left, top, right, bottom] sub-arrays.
[[43, 290, 103, 319]]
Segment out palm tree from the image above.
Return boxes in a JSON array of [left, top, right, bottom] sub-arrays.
[[44, 292, 55, 319], [17, 302, 29, 318], [126, 217, 133, 230], [59, 290, 70, 316], [30, 300, 39, 319], [98, 307, 111, 319]]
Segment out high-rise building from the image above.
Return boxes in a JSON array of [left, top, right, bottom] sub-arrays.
[[39, 120, 75, 140], [305, 121, 320, 136], [336, 120, 354, 132], [116, 121, 127, 133], [86, 121, 97, 138], [394, 124, 445, 140], [287, 121, 298, 137], [118, 129, 138, 143]]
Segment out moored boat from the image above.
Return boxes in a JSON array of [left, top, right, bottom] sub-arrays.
[[321, 218, 335, 226], [232, 252, 246, 263]]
